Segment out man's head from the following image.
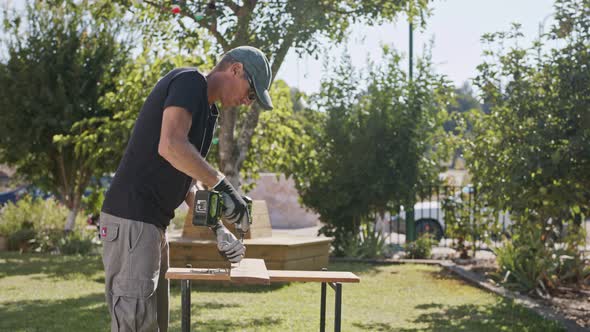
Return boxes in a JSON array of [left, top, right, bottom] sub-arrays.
[[210, 46, 273, 110]]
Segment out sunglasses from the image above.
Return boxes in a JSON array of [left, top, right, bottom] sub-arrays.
[[245, 72, 257, 101]]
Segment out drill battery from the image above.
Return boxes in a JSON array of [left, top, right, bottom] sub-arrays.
[[192, 190, 222, 227]]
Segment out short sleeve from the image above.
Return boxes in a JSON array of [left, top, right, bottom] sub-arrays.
[[163, 71, 205, 115]]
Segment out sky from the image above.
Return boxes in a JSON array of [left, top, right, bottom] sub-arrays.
[[276, 0, 556, 94], [1, 0, 556, 94]]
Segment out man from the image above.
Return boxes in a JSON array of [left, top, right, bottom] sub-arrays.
[[99, 46, 273, 332]]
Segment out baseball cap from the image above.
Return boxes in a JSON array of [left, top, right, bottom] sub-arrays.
[[225, 46, 273, 110]]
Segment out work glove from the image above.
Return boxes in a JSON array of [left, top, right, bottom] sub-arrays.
[[213, 177, 251, 234], [213, 222, 245, 263]]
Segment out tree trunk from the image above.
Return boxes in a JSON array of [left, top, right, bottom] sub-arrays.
[[64, 194, 81, 232], [218, 106, 241, 189]]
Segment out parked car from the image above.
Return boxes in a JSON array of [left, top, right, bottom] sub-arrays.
[[0, 185, 28, 206], [389, 201, 513, 241]]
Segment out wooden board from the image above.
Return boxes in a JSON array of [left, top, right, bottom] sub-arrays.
[[229, 258, 270, 285], [267, 270, 360, 283], [165, 267, 230, 281], [166, 259, 270, 285]]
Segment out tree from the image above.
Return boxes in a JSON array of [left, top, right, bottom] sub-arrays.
[[294, 47, 451, 254], [129, 0, 431, 190], [241, 79, 323, 192], [465, 0, 590, 291], [0, 0, 130, 230], [469, 7, 590, 221], [444, 82, 482, 168]]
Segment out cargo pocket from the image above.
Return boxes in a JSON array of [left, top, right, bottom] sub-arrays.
[[112, 277, 158, 332], [100, 222, 122, 277]]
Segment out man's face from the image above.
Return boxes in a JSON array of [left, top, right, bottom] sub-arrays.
[[221, 63, 256, 108]]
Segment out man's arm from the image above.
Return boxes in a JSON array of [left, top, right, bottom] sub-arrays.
[[158, 106, 223, 188]]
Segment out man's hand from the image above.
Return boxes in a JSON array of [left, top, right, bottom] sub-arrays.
[[213, 177, 251, 233], [214, 223, 245, 263]]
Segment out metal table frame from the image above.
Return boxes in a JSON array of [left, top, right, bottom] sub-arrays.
[[179, 267, 345, 332]]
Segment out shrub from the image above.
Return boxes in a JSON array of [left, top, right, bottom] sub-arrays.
[[492, 212, 589, 297], [405, 233, 436, 259], [341, 223, 387, 259], [0, 195, 91, 253], [57, 229, 97, 255]]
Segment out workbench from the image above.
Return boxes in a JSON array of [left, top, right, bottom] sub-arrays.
[[166, 259, 360, 332]]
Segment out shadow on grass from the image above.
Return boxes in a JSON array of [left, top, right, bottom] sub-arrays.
[[0, 292, 109, 331], [168, 300, 281, 331], [170, 280, 288, 293], [0, 252, 103, 281], [352, 299, 565, 332], [426, 268, 459, 281], [184, 317, 282, 331], [190, 301, 242, 310], [328, 261, 383, 276]]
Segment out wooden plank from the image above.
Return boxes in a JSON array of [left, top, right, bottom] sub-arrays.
[[165, 267, 230, 281], [267, 270, 360, 283], [229, 258, 270, 285]]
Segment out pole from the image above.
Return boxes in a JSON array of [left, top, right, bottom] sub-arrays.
[[406, 21, 415, 242], [409, 22, 414, 81]]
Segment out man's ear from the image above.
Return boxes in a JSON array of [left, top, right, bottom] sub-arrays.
[[231, 62, 244, 77]]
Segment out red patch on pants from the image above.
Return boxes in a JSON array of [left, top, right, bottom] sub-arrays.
[[100, 226, 107, 238]]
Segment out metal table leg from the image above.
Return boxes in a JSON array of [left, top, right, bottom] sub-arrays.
[[334, 283, 342, 332], [182, 264, 192, 332], [320, 282, 326, 332], [181, 279, 191, 332], [319, 267, 343, 332]]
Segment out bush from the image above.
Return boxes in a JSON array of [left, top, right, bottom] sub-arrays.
[[341, 223, 387, 259], [58, 229, 97, 255], [492, 212, 589, 296], [7, 227, 36, 251], [405, 233, 436, 259], [0, 195, 91, 253]]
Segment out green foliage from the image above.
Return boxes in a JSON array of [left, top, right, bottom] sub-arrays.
[[467, 0, 590, 219], [340, 222, 387, 259], [242, 80, 324, 192], [460, 0, 589, 290], [128, 0, 430, 191], [0, 0, 131, 226], [0, 196, 89, 253], [57, 229, 96, 255], [63, 50, 214, 181], [81, 186, 105, 217], [405, 233, 436, 259], [295, 46, 452, 253], [492, 212, 589, 296]]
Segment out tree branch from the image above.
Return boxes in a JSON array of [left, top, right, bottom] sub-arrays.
[[143, 0, 230, 50], [232, 0, 257, 46], [57, 153, 70, 206], [270, 32, 295, 83]]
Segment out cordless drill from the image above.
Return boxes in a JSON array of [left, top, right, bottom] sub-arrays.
[[192, 190, 252, 242]]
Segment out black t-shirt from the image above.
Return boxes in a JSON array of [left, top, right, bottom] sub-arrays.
[[102, 68, 218, 229]]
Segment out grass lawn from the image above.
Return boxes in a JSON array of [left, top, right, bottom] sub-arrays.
[[0, 252, 565, 331]]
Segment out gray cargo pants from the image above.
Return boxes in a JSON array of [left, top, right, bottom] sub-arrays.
[[100, 212, 169, 332]]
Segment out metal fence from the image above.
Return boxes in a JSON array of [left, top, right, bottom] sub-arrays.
[[381, 185, 589, 259]]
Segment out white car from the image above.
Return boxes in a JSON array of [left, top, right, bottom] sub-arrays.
[[390, 200, 512, 241]]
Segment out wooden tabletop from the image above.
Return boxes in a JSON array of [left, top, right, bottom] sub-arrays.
[[166, 259, 270, 285], [267, 270, 360, 283], [166, 259, 360, 284]]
